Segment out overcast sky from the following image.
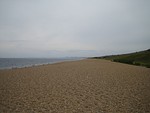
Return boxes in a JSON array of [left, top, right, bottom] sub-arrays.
[[0, 0, 150, 58]]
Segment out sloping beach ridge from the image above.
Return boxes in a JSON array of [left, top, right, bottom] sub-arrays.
[[0, 58, 150, 113]]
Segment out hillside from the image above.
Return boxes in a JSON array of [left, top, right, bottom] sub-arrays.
[[93, 49, 150, 68]]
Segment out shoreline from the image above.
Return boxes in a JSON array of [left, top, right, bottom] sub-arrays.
[[0, 58, 85, 70], [0, 58, 147, 71]]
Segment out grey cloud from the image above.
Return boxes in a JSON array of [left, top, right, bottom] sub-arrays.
[[0, 0, 150, 57]]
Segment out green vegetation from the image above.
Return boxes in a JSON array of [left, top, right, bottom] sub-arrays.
[[93, 49, 150, 68]]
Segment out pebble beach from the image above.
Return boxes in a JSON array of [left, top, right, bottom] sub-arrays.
[[0, 59, 150, 113]]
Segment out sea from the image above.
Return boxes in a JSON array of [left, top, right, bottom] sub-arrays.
[[0, 58, 84, 69]]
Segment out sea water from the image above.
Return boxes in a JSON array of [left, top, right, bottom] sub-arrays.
[[0, 58, 83, 69]]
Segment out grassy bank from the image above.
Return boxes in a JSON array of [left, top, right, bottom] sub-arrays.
[[93, 49, 150, 68]]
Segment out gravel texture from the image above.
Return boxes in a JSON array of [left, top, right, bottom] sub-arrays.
[[0, 59, 150, 113]]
